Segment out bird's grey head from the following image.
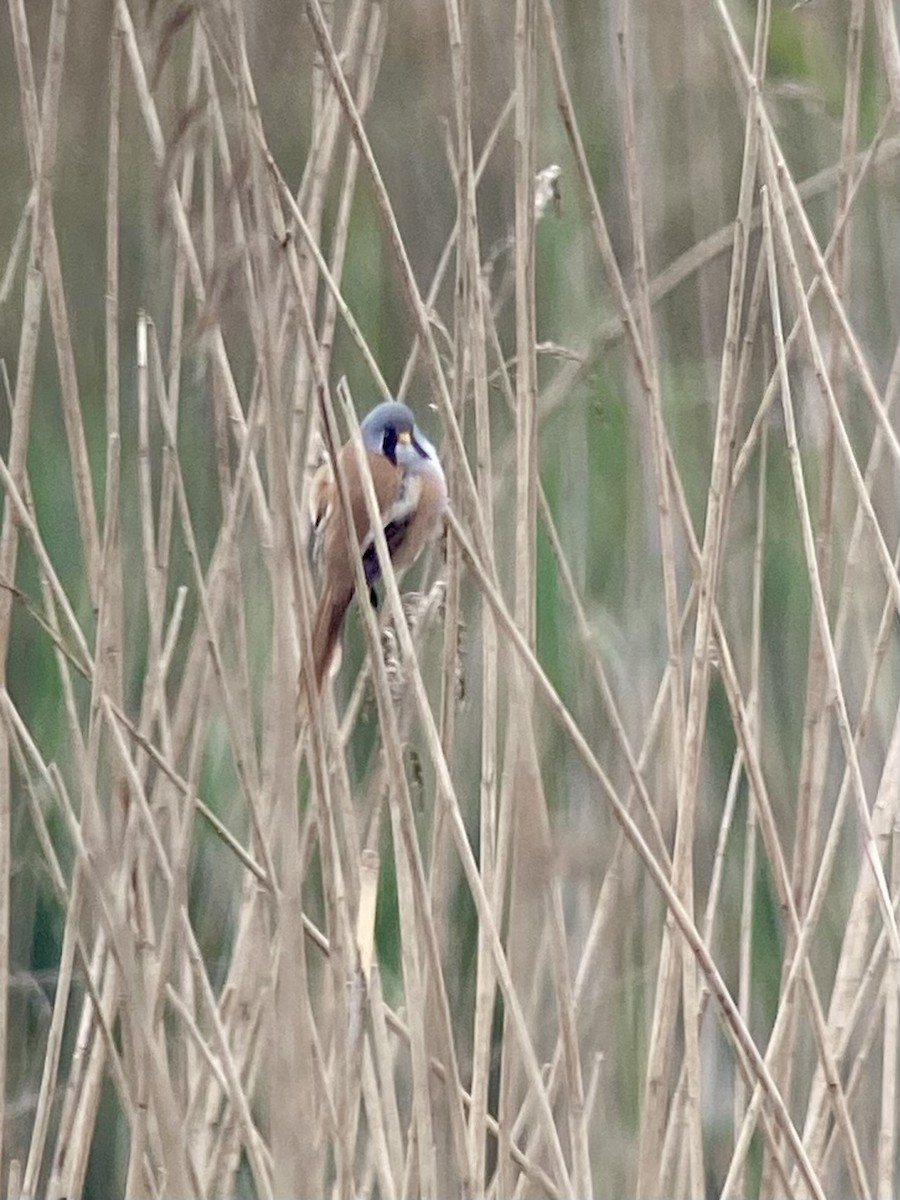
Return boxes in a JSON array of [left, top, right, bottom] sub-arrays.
[[360, 401, 441, 475]]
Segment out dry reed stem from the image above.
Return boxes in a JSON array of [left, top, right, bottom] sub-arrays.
[[0, 1, 72, 1155], [879, 821, 900, 1200], [871, 0, 900, 113], [614, 1, 701, 1189], [735, 409, 767, 1193], [447, 506, 828, 1197], [680, 488, 894, 1195], [285, 13, 583, 1189], [508, 4, 591, 1197], [440, 2, 501, 1192], [8, 0, 100, 599], [720, 4, 900, 491], [330, 387, 474, 1192], [479, 233, 680, 1193], [765, 5, 865, 1189], [757, 185, 870, 1200], [529, 124, 898, 495], [489, 177, 816, 1180], [303, 0, 494, 567], [761, 153, 900, 958], [4, 1, 900, 1195]]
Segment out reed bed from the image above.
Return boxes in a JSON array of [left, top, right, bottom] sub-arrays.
[[0, 0, 899, 1196]]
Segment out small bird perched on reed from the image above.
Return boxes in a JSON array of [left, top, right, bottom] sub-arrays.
[[309, 401, 447, 689]]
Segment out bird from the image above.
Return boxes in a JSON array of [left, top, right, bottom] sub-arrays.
[[308, 400, 447, 690]]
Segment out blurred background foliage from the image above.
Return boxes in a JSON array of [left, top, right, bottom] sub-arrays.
[[2, 0, 900, 1196]]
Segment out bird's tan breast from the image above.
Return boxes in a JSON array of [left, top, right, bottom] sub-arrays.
[[389, 470, 446, 572]]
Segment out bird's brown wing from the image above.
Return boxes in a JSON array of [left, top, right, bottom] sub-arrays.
[[311, 448, 403, 689], [321, 449, 403, 594]]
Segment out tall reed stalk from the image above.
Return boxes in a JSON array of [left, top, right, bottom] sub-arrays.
[[1, 1, 899, 1196]]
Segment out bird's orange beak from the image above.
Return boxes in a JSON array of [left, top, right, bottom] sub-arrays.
[[398, 430, 412, 445]]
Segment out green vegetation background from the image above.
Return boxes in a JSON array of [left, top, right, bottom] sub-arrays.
[[0, 1, 896, 1194]]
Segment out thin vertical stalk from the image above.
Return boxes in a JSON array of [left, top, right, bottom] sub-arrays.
[[878, 824, 900, 1200], [0, 0, 71, 1160]]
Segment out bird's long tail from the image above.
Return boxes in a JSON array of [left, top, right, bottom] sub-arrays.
[[311, 584, 352, 691]]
